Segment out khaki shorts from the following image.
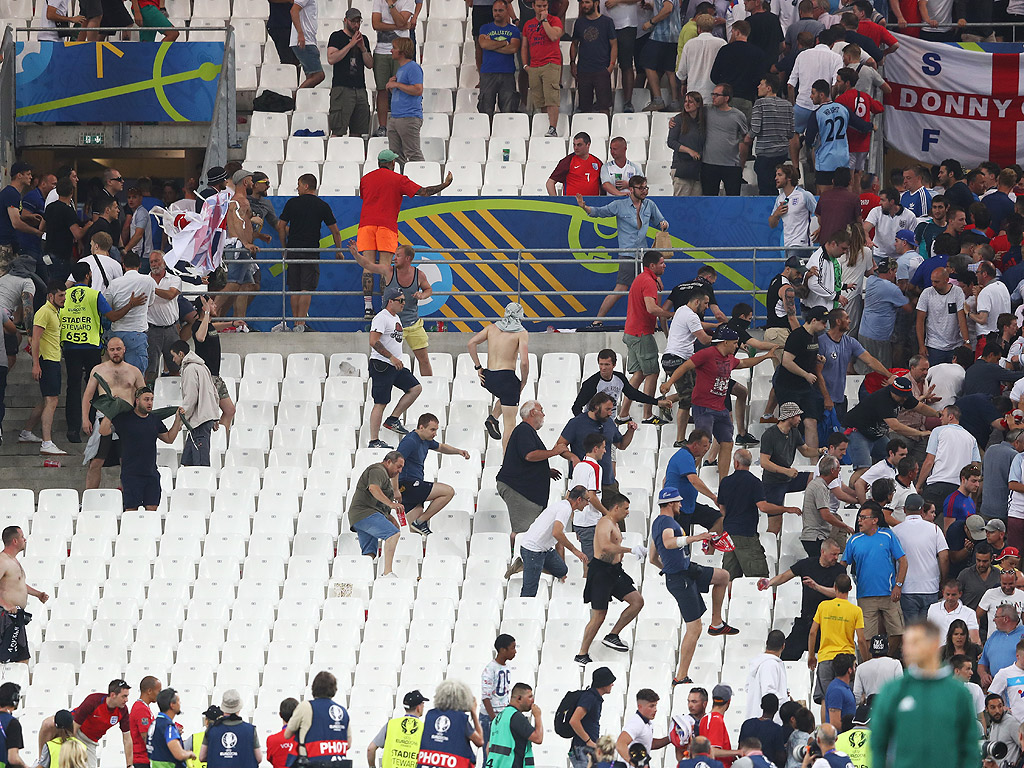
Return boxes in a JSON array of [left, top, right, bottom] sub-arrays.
[[404, 319, 428, 351], [858, 594, 905, 638], [722, 534, 769, 580], [527, 62, 561, 109], [672, 177, 702, 196], [763, 327, 791, 365], [212, 374, 230, 402], [623, 332, 659, 376], [373, 52, 399, 90]]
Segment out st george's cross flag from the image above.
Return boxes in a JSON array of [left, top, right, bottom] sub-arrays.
[[883, 34, 1024, 168]]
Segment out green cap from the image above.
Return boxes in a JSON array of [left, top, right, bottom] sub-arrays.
[[378, 149, 400, 163]]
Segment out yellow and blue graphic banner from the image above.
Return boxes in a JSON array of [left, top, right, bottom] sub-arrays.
[[15, 40, 223, 122]]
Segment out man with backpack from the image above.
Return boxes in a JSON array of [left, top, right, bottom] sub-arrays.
[[556, 667, 616, 768]]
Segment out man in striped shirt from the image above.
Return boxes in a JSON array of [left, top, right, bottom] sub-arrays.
[[746, 74, 800, 195]]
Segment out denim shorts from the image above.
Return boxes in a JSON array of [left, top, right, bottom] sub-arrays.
[[291, 44, 324, 75], [352, 511, 400, 555]]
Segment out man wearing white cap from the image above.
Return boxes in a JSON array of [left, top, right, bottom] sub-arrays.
[[368, 286, 423, 449], [467, 302, 530, 450], [202, 690, 262, 768]]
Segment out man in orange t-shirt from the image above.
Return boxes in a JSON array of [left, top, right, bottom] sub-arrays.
[[356, 149, 452, 318], [546, 132, 603, 196]]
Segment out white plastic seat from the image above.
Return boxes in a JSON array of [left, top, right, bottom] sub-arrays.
[[403, 162, 442, 186], [286, 136, 327, 163], [326, 137, 367, 163]]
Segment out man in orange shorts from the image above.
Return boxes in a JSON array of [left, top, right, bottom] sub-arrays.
[[357, 149, 453, 319]]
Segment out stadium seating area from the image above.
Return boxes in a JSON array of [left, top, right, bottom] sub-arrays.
[[0, 349, 865, 768]]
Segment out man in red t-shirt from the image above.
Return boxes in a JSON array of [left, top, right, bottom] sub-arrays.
[[699, 685, 742, 767], [356, 148, 453, 318], [546, 133, 603, 196], [521, 0, 564, 136], [265, 697, 300, 768], [129, 676, 162, 768], [860, 172, 881, 220], [852, 0, 900, 53], [619, 250, 674, 422], [38, 679, 132, 768], [660, 325, 775, 482], [834, 68, 883, 190]]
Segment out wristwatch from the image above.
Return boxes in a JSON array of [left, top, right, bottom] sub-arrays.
[[895, 581, 903, 587], [475, 364, 483, 370]]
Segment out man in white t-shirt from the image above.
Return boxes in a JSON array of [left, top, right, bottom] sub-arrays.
[[926, 356, 966, 411], [144, 251, 182, 385], [570, 432, 610, 565], [893, 493, 949, 621], [917, 404, 981, 509], [601, 138, 644, 196], [969, 261, 1011, 336], [371, 0, 415, 136], [75, 239, 123, 294], [927, 579, 980, 642], [38, 0, 85, 42], [662, 288, 713, 445], [769, 164, 817, 247], [617, 689, 669, 761], [978, 570, 1024, 632], [480, 633, 517, 750], [988, 640, 1024, 723], [367, 286, 422, 449], [865, 190, 918, 261], [103, 250, 156, 375], [519, 486, 590, 597], [852, 634, 904, 704], [290, 0, 326, 89], [951, 655, 986, 718]]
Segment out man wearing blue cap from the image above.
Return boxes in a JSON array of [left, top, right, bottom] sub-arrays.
[[893, 229, 923, 287], [650, 485, 736, 687]]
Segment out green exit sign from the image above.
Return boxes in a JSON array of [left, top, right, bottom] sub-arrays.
[[81, 133, 104, 146]]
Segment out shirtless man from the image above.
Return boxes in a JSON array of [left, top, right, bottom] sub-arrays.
[[80, 336, 146, 490], [349, 240, 434, 375], [574, 493, 647, 664], [0, 526, 49, 665], [219, 170, 260, 319], [467, 302, 530, 449]]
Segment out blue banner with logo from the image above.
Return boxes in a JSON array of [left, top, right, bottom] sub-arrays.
[[15, 40, 223, 122], [240, 196, 787, 331]]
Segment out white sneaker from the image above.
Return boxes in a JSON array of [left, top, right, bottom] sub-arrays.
[[270, 322, 290, 332], [293, 323, 306, 333], [40, 441, 67, 456], [18, 430, 42, 443]]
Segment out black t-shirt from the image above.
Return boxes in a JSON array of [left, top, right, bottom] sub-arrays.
[[508, 711, 535, 768], [91, 188, 118, 219], [774, 325, 818, 390], [790, 556, 846, 619], [44, 200, 80, 262], [668, 277, 717, 311], [842, 388, 920, 440], [280, 195, 337, 251], [192, 320, 221, 376], [112, 411, 168, 478], [328, 29, 368, 88], [747, 11, 783, 59], [2, 716, 24, 749], [495, 422, 550, 507], [89, 216, 121, 250], [718, 469, 766, 538]]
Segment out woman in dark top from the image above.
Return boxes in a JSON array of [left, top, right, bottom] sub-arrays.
[[941, 619, 982, 683], [667, 91, 705, 197]]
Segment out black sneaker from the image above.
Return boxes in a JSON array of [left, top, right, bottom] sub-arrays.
[[384, 417, 409, 435], [368, 439, 393, 449], [66, 431, 82, 444], [602, 633, 629, 652], [574, 654, 593, 666], [703, 459, 717, 468], [671, 676, 693, 687], [410, 520, 432, 536], [614, 416, 632, 425], [642, 415, 668, 426], [484, 415, 501, 441], [735, 432, 759, 445], [708, 623, 740, 636], [673, 440, 686, 448]]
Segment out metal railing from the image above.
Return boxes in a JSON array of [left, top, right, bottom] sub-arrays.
[[205, 245, 816, 326]]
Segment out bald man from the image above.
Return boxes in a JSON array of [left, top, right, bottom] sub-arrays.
[[916, 267, 969, 366]]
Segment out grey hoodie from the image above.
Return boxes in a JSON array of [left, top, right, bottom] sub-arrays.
[[180, 350, 221, 426]]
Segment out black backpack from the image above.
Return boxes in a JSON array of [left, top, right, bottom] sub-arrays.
[[553, 689, 584, 739], [252, 90, 296, 113]]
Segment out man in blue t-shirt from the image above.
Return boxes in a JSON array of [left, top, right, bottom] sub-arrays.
[[477, 0, 521, 116], [818, 306, 891, 419], [823, 654, 857, 730], [858, 258, 911, 369], [803, 80, 871, 192], [651, 487, 736, 686], [555, 392, 632, 493], [842, 502, 908, 654], [665, 430, 723, 534], [396, 412, 472, 536], [386, 38, 425, 163]]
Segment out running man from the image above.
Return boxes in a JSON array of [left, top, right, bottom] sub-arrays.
[[0, 526, 49, 665], [396, 412, 472, 536], [467, 302, 530, 449], [349, 240, 434, 375], [368, 287, 422, 448], [357, 149, 452, 318], [80, 337, 146, 490]]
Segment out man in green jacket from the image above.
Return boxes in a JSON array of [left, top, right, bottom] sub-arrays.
[[869, 620, 980, 768]]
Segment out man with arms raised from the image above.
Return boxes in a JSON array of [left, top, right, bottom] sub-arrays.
[[0, 526, 49, 665], [219, 169, 260, 320], [468, 302, 530, 448]]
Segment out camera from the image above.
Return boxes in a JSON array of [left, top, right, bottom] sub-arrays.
[[982, 741, 1008, 761], [794, 739, 823, 762], [627, 743, 651, 768]]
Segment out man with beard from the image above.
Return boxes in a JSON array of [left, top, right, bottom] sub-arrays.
[[219, 170, 260, 320]]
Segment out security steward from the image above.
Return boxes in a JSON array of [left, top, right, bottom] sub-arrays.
[[485, 683, 542, 768], [201, 691, 262, 768], [185, 706, 222, 768], [835, 704, 871, 767], [284, 672, 350, 765], [147, 689, 195, 768], [39, 709, 82, 768], [0, 682, 26, 768], [367, 691, 428, 768], [60, 260, 136, 444]]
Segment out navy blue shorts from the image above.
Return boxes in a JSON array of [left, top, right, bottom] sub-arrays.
[[483, 369, 522, 407], [39, 359, 61, 397], [399, 479, 433, 510], [122, 473, 162, 509], [369, 359, 419, 404], [666, 564, 713, 623]]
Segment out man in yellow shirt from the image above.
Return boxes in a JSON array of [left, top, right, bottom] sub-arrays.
[[19, 280, 67, 456], [807, 573, 869, 718]]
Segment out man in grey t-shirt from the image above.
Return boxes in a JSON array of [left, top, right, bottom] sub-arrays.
[[702, 83, 750, 196], [802, 455, 855, 558], [916, 267, 968, 365], [981, 431, 1023, 521]]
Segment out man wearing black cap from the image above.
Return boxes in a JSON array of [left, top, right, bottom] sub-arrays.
[[772, 304, 828, 453], [368, 690, 427, 768], [367, 286, 422, 448], [195, 167, 227, 213], [567, 667, 615, 768], [184, 705, 225, 768], [0, 683, 24, 768], [327, 9, 374, 137], [39, 709, 78, 768], [852, 635, 902, 703], [842, 375, 937, 472]]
